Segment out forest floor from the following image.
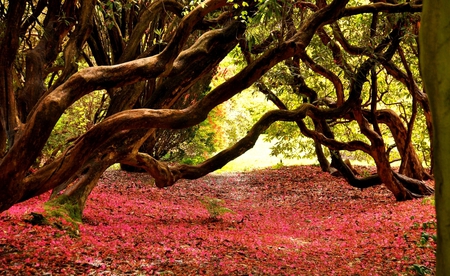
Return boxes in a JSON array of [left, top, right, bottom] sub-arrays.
[[0, 165, 436, 275]]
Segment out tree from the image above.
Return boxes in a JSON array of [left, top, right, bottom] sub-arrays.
[[420, 0, 450, 274], [0, 0, 432, 216]]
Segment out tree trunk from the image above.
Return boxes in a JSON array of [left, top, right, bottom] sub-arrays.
[[0, 1, 26, 151], [62, 162, 110, 217], [354, 105, 431, 200], [314, 141, 330, 172], [50, 21, 246, 215], [373, 109, 431, 180], [420, 1, 450, 274], [1, 0, 429, 216], [381, 59, 434, 174]]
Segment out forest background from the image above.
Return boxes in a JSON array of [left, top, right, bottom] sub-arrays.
[[0, 0, 446, 274]]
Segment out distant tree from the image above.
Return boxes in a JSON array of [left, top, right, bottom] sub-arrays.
[[420, 0, 450, 274], [0, 0, 432, 217]]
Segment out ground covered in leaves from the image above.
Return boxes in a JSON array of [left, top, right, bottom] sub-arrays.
[[1, 166, 436, 275]]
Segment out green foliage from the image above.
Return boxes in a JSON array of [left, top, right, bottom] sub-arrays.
[[410, 218, 436, 254], [253, 0, 285, 24], [421, 220, 437, 231], [200, 197, 235, 220], [417, 231, 437, 248], [216, 91, 274, 147], [408, 264, 432, 276], [41, 90, 109, 165], [271, 159, 284, 169], [412, 107, 432, 167], [234, 6, 430, 168], [150, 123, 217, 164], [360, 169, 372, 178], [177, 111, 222, 165], [182, 0, 207, 16], [210, 53, 276, 150], [266, 121, 310, 159], [421, 196, 435, 206], [98, 0, 139, 29]]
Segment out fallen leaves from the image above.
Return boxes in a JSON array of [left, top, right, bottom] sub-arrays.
[[0, 165, 436, 275]]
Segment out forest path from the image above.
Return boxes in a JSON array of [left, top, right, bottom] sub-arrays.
[[0, 166, 436, 275]]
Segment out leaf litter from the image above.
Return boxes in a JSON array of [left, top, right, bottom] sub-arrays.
[[0, 166, 436, 275]]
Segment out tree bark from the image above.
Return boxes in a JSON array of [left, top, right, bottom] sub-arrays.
[[420, 1, 450, 274], [52, 21, 246, 214], [1, 0, 432, 217], [18, 0, 77, 121], [370, 109, 431, 180], [0, 0, 26, 151], [40, 0, 351, 215]]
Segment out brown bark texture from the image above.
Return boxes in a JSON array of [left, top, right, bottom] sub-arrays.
[[0, 0, 433, 214]]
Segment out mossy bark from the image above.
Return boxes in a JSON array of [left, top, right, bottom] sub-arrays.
[[420, 1, 450, 274], [45, 195, 83, 223]]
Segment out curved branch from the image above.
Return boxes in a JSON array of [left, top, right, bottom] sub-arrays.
[[298, 48, 345, 106], [20, 0, 47, 35], [331, 23, 368, 55], [24, 106, 309, 194], [297, 119, 371, 154], [130, 107, 313, 187], [157, 0, 231, 64], [393, 172, 434, 196], [0, 0, 351, 212], [49, 0, 95, 90], [118, 0, 184, 63], [329, 151, 383, 189], [18, 0, 77, 121], [369, 108, 431, 180], [0, 0, 232, 185], [145, 21, 246, 108], [123, 107, 376, 190], [380, 60, 432, 134], [317, 27, 354, 81], [343, 3, 421, 17], [107, 20, 245, 115]]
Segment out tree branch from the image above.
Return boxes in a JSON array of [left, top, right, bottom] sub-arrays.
[[0, 0, 352, 212], [343, 2, 421, 17]]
